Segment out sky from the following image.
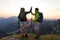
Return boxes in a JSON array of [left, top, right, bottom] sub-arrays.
[[0, 0, 60, 19]]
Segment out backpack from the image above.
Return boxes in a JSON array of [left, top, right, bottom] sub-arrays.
[[18, 13, 25, 19], [38, 12, 43, 23]]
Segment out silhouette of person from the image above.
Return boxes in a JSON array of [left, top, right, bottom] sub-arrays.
[[18, 7, 32, 22], [31, 8, 43, 39], [18, 7, 32, 38]]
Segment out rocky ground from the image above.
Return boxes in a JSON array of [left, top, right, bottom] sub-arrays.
[[0, 34, 60, 40]]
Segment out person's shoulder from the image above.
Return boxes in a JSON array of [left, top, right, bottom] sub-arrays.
[[39, 12, 43, 15]]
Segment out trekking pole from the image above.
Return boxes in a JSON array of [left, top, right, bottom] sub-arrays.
[[30, 17, 33, 38]]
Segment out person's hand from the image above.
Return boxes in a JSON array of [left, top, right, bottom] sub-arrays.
[[30, 7, 32, 13]]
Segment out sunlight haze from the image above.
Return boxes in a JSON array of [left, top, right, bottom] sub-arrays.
[[0, 0, 60, 19]]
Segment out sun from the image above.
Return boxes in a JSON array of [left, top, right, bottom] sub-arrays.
[[26, 13, 35, 20]]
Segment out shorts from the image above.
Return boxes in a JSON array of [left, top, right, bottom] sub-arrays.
[[20, 22, 31, 33], [20, 22, 31, 27], [20, 22, 27, 27], [34, 22, 40, 30]]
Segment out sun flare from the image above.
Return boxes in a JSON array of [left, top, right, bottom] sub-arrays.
[[26, 13, 35, 20]]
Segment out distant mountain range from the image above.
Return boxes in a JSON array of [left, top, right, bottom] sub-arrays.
[[0, 16, 60, 38], [0, 17, 18, 27]]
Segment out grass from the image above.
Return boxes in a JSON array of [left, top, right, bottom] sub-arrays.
[[0, 34, 60, 40]]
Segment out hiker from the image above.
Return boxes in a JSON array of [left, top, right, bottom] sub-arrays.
[[31, 8, 43, 39], [18, 7, 32, 38]]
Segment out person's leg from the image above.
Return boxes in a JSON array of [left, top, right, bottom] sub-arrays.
[[23, 21, 31, 38], [22, 29, 26, 38], [20, 22, 25, 38], [24, 22, 29, 38], [35, 30, 40, 38], [21, 30, 24, 38], [25, 33, 28, 38], [34, 22, 40, 39]]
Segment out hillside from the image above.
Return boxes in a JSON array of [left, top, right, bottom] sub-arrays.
[[1, 34, 60, 40]]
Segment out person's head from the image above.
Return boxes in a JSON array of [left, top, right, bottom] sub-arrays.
[[20, 8, 25, 12], [35, 8, 39, 13]]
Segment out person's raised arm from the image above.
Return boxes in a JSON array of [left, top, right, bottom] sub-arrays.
[[30, 7, 35, 15], [31, 12, 35, 15], [25, 7, 32, 14]]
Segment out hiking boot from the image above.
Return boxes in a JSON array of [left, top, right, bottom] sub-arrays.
[[22, 34, 25, 38], [25, 34, 28, 38]]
